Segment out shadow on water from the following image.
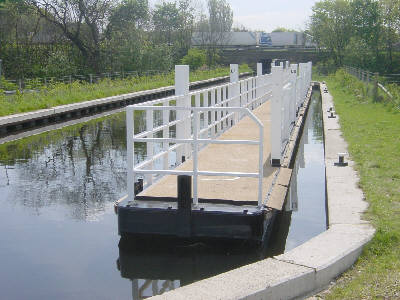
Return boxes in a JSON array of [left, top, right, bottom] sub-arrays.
[[117, 236, 276, 299], [0, 89, 325, 300]]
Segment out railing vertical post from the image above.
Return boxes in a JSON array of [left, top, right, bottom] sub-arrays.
[[163, 101, 169, 171], [256, 63, 263, 107], [290, 64, 298, 127], [146, 109, 154, 186], [211, 90, 216, 137], [203, 92, 209, 139], [126, 107, 135, 202], [195, 93, 201, 133], [258, 124, 264, 207], [216, 88, 222, 133], [175, 65, 190, 164], [229, 64, 239, 123], [257, 63, 263, 76], [271, 64, 284, 166], [193, 110, 199, 206]]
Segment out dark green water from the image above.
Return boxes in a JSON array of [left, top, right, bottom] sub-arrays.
[[0, 90, 325, 300]]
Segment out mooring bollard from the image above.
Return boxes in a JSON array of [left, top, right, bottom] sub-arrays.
[[334, 153, 348, 167]]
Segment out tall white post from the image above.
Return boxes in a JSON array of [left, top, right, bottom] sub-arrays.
[[298, 63, 305, 105], [256, 63, 263, 107], [229, 64, 239, 123], [257, 63, 263, 76], [126, 107, 135, 202], [146, 110, 154, 186], [175, 65, 190, 164], [290, 64, 298, 126], [271, 64, 284, 166]]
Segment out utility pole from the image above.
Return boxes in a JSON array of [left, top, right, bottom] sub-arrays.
[[0, 59, 2, 79]]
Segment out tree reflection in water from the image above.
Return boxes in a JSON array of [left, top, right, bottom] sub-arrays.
[[0, 112, 147, 220]]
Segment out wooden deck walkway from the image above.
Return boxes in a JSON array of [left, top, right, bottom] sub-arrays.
[[139, 101, 279, 203]]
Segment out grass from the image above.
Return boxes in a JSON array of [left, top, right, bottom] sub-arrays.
[[0, 65, 252, 117], [313, 70, 400, 299]]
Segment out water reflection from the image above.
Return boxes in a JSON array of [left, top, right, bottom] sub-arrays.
[[0, 89, 326, 300], [117, 237, 273, 299], [0, 113, 130, 220], [269, 88, 326, 252]]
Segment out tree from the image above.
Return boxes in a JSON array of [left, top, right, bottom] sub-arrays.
[[309, 0, 353, 66], [381, 0, 400, 72], [107, 0, 149, 34], [350, 0, 382, 67], [152, 0, 194, 59], [196, 0, 233, 66], [153, 2, 180, 45], [272, 27, 296, 32], [29, 0, 115, 73]]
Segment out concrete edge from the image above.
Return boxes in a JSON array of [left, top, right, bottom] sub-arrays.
[[266, 85, 313, 210], [0, 72, 251, 128], [149, 81, 375, 300]]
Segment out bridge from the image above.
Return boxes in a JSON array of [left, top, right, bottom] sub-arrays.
[[116, 61, 312, 242]]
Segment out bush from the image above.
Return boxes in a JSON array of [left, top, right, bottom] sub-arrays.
[[180, 49, 206, 70], [0, 76, 18, 91]]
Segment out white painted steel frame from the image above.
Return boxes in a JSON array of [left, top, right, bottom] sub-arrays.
[[270, 61, 312, 164], [126, 62, 312, 209], [127, 105, 264, 206]]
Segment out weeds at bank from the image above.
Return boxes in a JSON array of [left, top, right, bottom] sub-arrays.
[[0, 65, 251, 117], [314, 70, 400, 299]]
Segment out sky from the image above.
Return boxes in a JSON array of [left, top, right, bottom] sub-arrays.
[[228, 0, 319, 32], [151, 0, 319, 32]]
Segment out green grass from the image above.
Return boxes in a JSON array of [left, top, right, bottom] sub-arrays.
[[314, 70, 400, 299], [0, 65, 252, 117]]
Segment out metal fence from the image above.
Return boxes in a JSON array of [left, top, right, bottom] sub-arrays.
[[0, 69, 169, 92], [344, 66, 396, 103], [126, 62, 312, 207]]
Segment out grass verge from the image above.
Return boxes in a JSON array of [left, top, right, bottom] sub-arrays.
[[0, 65, 252, 117], [314, 70, 400, 299]]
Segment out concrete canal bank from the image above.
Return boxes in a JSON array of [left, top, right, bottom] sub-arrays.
[[149, 83, 375, 300], [0, 73, 251, 136]]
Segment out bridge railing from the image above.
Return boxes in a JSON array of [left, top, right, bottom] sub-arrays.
[[270, 61, 312, 166], [126, 64, 272, 206], [127, 105, 264, 206], [126, 61, 312, 206]]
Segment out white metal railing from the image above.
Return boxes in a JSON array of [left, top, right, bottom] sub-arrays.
[[126, 64, 272, 207], [126, 61, 312, 207], [127, 105, 264, 206], [270, 61, 312, 165]]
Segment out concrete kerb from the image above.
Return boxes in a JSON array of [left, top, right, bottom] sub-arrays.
[[150, 82, 375, 300], [0, 73, 252, 129]]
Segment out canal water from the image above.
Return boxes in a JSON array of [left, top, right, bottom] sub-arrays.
[[0, 89, 325, 300]]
